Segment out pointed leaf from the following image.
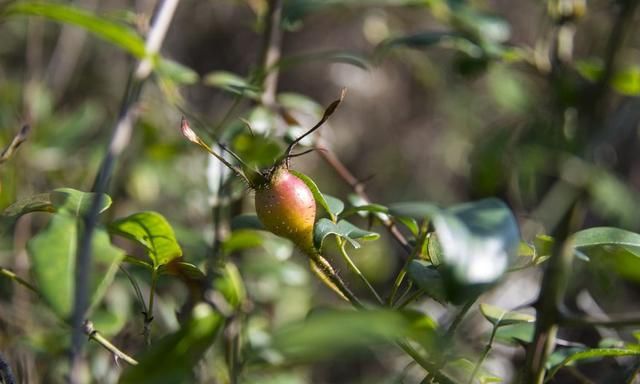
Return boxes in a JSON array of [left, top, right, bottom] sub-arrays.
[[2, 188, 111, 218], [288, 170, 336, 221], [479, 303, 535, 327], [547, 347, 640, 381], [4, 2, 146, 58], [313, 218, 379, 250], [203, 71, 261, 98], [109, 211, 182, 268]]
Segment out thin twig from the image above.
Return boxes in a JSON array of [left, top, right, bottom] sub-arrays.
[[257, 0, 284, 107], [83, 320, 138, 366], [315, 145, 413, 255], [0, 267, 39, 296], [0, 125, 30, 165], [467, 323, 499, 384], [69, 1, 180, 382]]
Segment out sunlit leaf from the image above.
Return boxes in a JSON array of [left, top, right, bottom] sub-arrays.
[[2, 188, 111, 218], [156, 59, 199, 85], [288, 170, 336, 221], [109, 211, 182, 268], [4, 1, 146, 58], [120, 304, 224, 384], [313, 218, 379, 250], [203, 71, 261, 98], [547, 347, 640, 381], [479, 303, 535, 327], [494, 322, 534, 345]]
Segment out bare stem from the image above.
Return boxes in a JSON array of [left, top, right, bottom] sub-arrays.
[[69, 1, 180, 382], [0, 266, 39, 296], [258, 0, 284, 107], [0, 125, 30, 165], [83, 320, 138, 366]]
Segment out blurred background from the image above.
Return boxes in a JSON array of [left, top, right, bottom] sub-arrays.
[[1, 0, 640, 382]]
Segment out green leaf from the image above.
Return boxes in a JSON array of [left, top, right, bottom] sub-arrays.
[[406, 260, 447, 302], [50, 188, 112, 216], [223, 230, 264, 254], [2, 192, 53, 216], [214, 262, 246, 310], [230, 214, 265, 231], [109, 211, 182, 268], [288, 170, 336, 221], [4, 2, 146, 58], [26, 214, 124, 319], [159, 261, 205, 281], [494, 322, 534, 344], [275, 50, 370, 71], [547, 347, 640, 381], [576, 59, 640, 96], [389, 202, 440, 219], [573, 227, 640, 251], [156, 59, 199, 85], [313, 218, 380, 250], [2, 188, 111, 218], [479, 303, 535, 327], [120, 304, 224, 384], [323, 194, 345, 217], [390, 199, 520, 300], [263, 309, 430, 363], [341, 200, 389, 219], [203, 71, 261, 98]]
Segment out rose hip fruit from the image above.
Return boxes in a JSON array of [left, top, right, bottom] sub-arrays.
[[254, 166, 316, 253]]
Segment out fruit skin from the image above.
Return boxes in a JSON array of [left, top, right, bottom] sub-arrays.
[[254, 167, 316, 253]]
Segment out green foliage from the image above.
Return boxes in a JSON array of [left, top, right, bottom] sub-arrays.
[[3, 1, 146, 58], [120, 304, 224, 384], [109, 211, 182, 268], [23, 190, 123, 320]]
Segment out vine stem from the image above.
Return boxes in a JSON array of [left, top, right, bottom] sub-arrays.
[[69, 1, 180, 382]]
